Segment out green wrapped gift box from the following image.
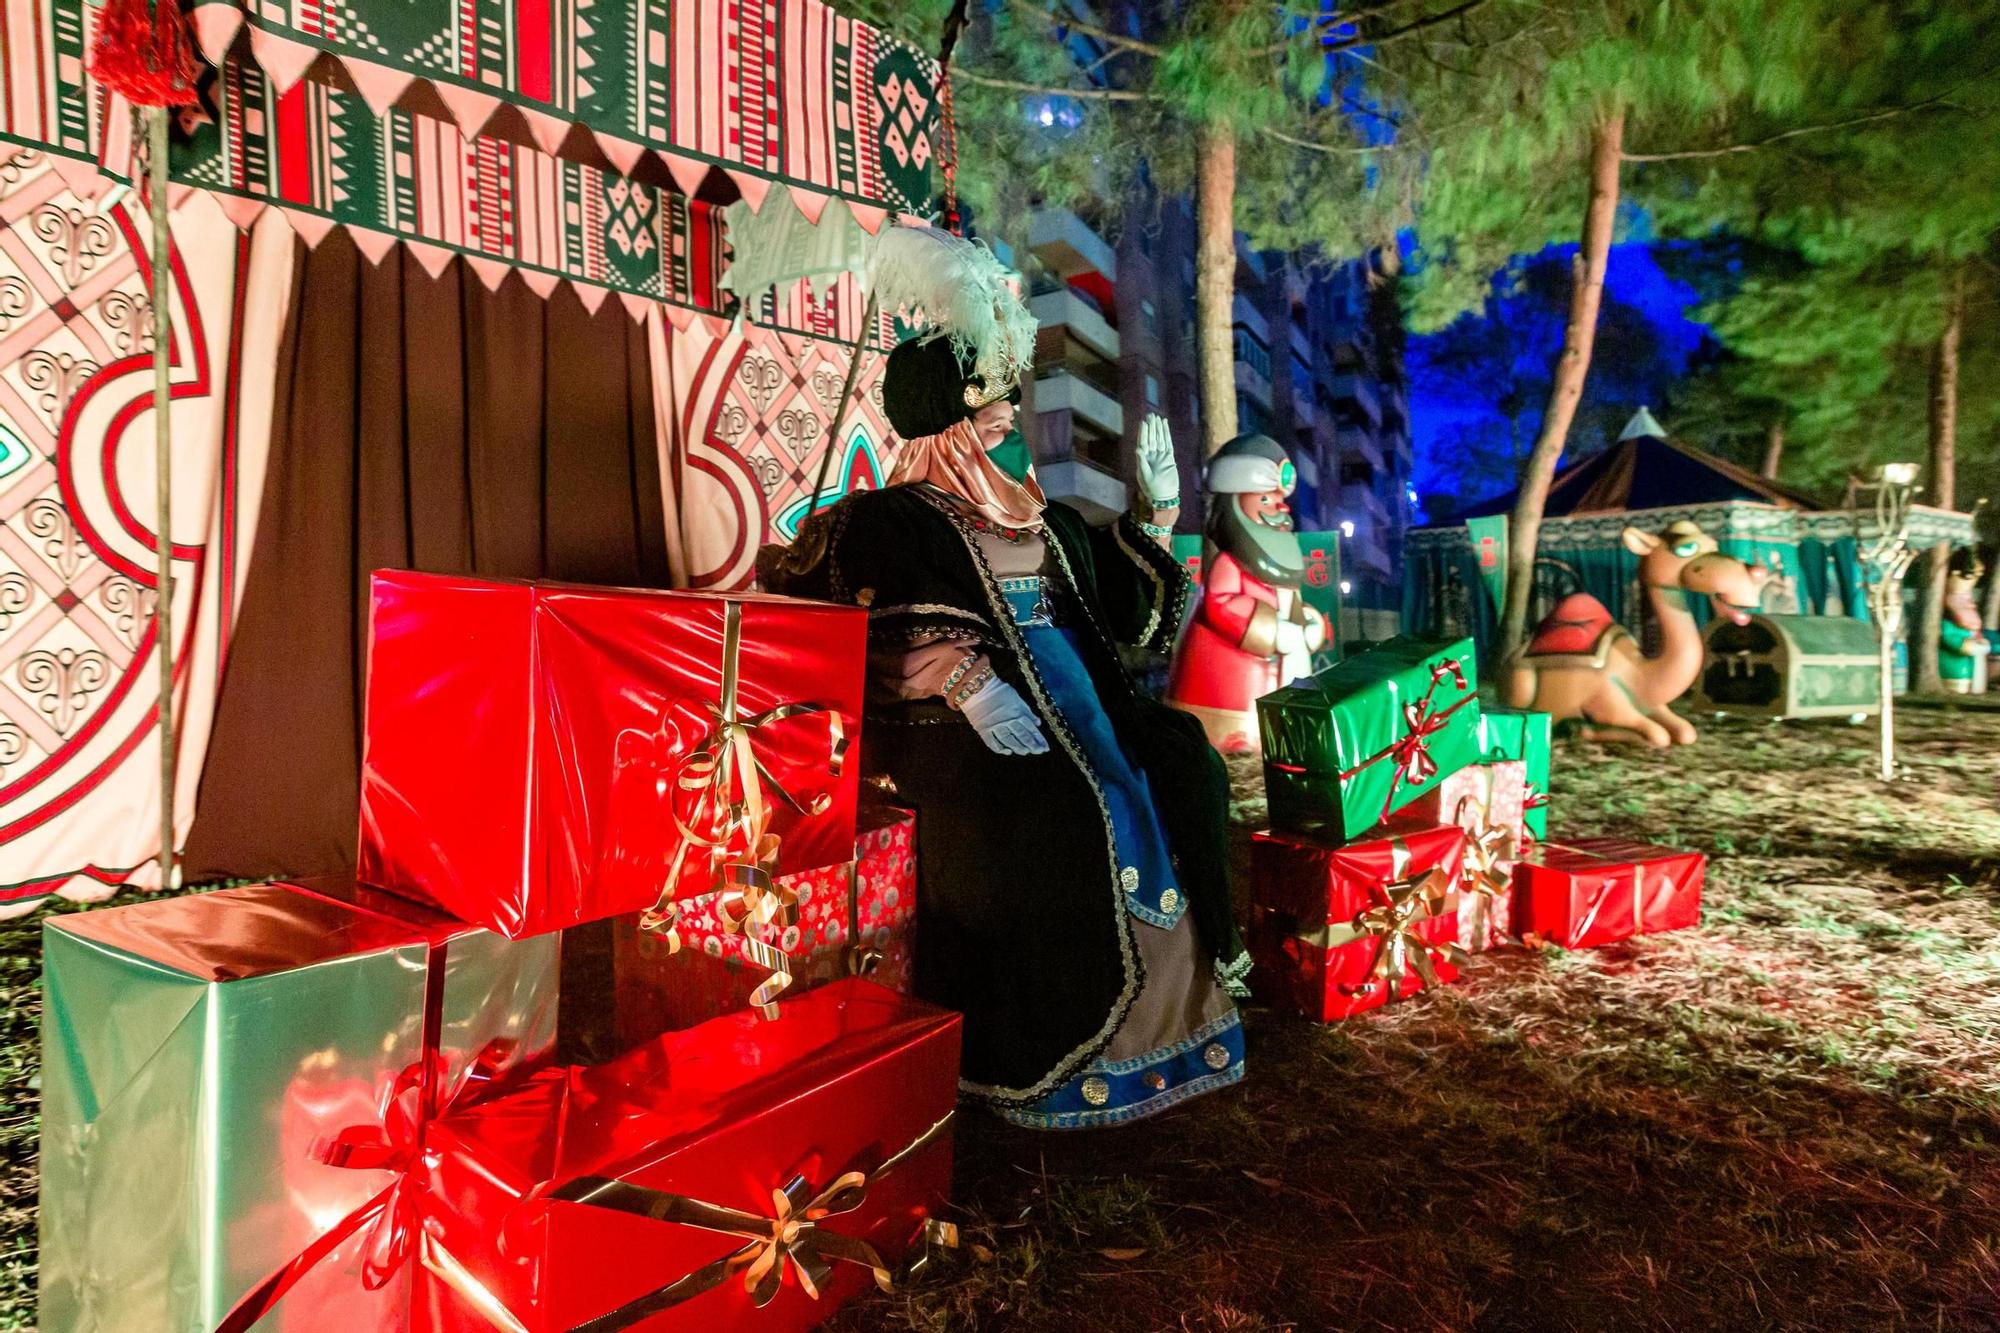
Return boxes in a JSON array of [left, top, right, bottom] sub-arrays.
[[1259, 636, 1483, 842], [39, 879, 557, 1333], [1477, 707, 1552, 841]]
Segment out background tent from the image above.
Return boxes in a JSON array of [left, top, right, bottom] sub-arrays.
[[0, 0, 939, 910], [1404, 410, 1977, 663]]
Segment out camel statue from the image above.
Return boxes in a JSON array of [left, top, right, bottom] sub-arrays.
[[1500, 520, 1770, 746]]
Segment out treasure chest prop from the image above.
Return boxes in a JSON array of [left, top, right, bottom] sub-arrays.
[[1694, 612, 1880, 719]]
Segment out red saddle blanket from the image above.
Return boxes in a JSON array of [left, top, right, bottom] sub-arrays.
[[1525, 593, 1623, 661]]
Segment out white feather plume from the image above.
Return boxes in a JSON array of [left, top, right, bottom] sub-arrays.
[[866, 224, 1038, 390]]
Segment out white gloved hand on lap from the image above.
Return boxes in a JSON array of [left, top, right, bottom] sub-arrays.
[[959, 677, 1050, 756]]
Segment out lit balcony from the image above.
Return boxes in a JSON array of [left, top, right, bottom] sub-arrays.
[[1030, 208, 1117, 284], [1347, 535, 1393, 583], [1342, 481, 1390, 528], [1038, 456, 1128, 523], [1289, 320, 1313, 365], [1330, 372, 1381, 429], [1378, 379, 1407, 426], [1036, 370, 1126, 441], [1335, 424, 1385, 472], [1235, 234, 1267, 286], [1231, 294, 1269, 344], [1029, 288, 1120, 364], [1234, 359, 1272, 407]]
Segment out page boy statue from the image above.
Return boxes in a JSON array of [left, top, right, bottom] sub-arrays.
[[1164, 433, 1330, 753]]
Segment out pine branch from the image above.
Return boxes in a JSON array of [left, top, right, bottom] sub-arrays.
[[1004, 0, 1163, 58], [1622, 94, 1959, 163], [956, 69, 1162, 101], [1293, 0, 1490, 60], [1260, 124, 1389, 155], [1249, 1, 1406, 59]]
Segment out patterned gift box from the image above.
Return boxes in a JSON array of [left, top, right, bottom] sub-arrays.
[[417, 980, 961, 1331], [358, 572, 865, 940], [39, 880, 557, 1333], [1259, 636, 1483, 843], [1512, 838, 1705, 950], [1387, 759, 1527, 951], [610, 805, 918, 1044], [1249, 824, 1468, 1022], [1476, 707, 1552, 842]]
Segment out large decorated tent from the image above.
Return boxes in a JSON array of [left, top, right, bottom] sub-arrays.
[[1404, 410, 1978, 660], [0, 0, 941, 912]]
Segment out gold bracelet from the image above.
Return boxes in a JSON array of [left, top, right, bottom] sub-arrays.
[[948, 663, 995, 711], [939, 653, 978, 700]]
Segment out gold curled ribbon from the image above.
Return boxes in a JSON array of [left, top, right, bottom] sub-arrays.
[[842, 859, 883, 978], [547, 1111, 958, 1332], [1451, 792, 1516, 901], [638, 600, 849, 1019], [1296, 836, 1465, 999]]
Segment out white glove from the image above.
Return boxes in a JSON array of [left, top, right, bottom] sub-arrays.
[[1135, 414, 1180, 509], [1276, 621, 1309, 658], [959, 677, 1050, 756]]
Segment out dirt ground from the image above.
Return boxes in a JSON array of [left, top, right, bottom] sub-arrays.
[[835, 701, 2000, 1332], [5, 703, 1998, 1331]]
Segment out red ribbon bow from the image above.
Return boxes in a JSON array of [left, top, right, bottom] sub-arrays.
[[1372, 657, 1468, 820], [217, 1039, 520, 1331]]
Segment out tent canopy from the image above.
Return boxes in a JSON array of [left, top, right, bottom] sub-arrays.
[[0, 0, 934, 343], [1454, 409, 1825, 521]]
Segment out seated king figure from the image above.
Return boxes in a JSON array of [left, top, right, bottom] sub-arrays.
[[766, 256, 1251, 1129]]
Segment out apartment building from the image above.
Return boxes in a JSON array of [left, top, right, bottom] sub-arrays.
[[1011, 190, 1415, 617]]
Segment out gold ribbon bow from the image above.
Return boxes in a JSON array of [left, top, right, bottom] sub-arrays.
[[548, 1112, 957, 1332], [640, 601, 849, 1018], [1296, 837, 1466, 998]]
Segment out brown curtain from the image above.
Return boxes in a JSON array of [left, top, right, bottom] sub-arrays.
[[181, 235, 670, 881]]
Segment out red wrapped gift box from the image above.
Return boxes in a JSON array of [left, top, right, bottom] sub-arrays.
[[1387, 759, 1526, 950], [1512, 837, 1705, 950], [611, 805, 919, 1043], [358, 571, 865, 939], [1249, 824, 1468, 1022], [417, 979, 960, 1332]]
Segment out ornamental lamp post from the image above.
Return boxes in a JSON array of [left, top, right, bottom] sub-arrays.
[[1857, 462, 1920, 781]]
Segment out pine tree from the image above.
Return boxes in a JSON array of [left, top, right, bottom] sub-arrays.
[[884, 1, 1453, 457], [1372, 0, 1859, 659], [1634, 0, 2000, 688]]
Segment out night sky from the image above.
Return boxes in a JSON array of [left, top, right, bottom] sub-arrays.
[[1407, 235, 1711, 523]]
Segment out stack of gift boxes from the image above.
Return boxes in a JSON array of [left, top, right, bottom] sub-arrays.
[[1251, 636, 1708, 1022], [40, 572, 956, 1332]]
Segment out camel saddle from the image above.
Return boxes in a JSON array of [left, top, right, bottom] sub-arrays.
[[1519, 593, 1632, 670]]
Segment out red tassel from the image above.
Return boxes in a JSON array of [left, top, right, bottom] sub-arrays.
[[89, 0, 201, 107]]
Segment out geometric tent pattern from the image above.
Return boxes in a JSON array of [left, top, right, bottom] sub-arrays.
[[186, 0, 939, 230]]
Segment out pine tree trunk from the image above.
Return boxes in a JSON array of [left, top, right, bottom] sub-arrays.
[[1194, 117, 1239, 458], [1914, 271, 1963, 695], [1760, 417, 1785, 480], [1498, 110, 1623, 661]]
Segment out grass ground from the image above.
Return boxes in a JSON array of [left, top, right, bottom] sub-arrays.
[[834, 702, 2000, 1332], [5, 704, 1999, 1330]]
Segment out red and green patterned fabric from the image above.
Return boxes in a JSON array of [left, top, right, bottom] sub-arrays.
[[184, 0, 937, 227], [2, 0, 930, 328]]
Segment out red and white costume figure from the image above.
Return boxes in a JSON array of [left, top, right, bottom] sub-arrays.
[[1165, 433, 1330, 753]]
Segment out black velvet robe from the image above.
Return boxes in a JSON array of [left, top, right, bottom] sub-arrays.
[[766, 484, 1246, 1104]]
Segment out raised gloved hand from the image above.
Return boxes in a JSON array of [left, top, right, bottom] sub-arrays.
[[1135, 413, 1180, 510], [959, 676, 1050, 756]]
